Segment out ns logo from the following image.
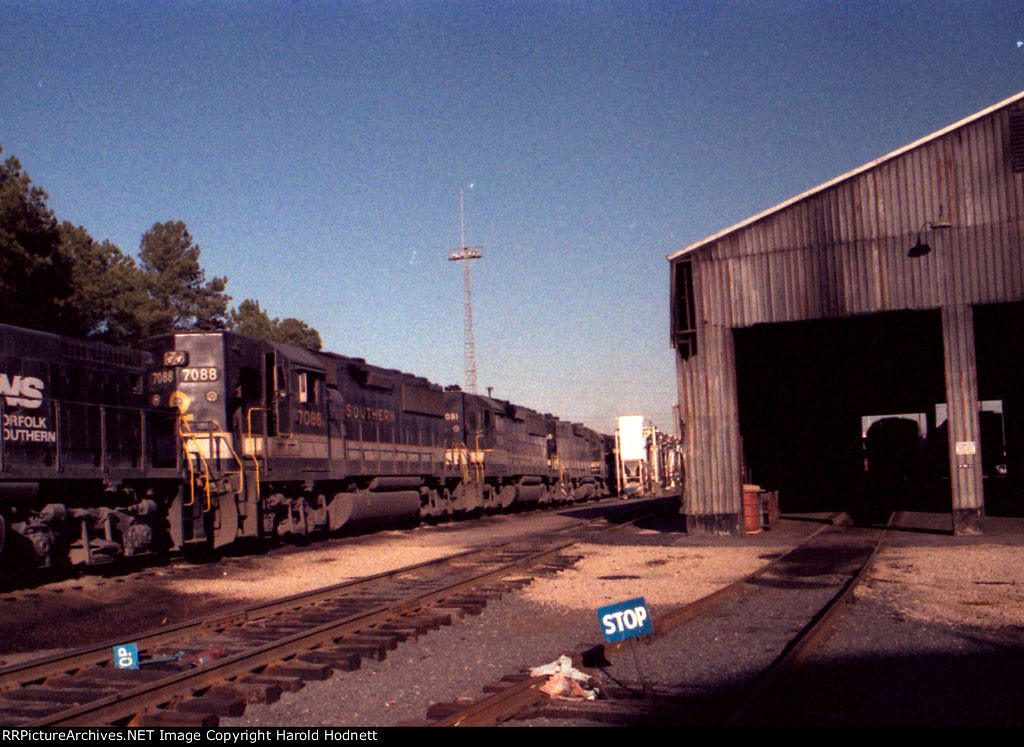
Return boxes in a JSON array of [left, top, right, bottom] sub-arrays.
[[0, 374, 45, 409]]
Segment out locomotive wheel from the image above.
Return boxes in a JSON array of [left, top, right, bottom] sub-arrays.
[[495, 484, 516, 510]]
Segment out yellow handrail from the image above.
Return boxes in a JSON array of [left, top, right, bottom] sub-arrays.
[[473, 433, 484, 482], [181, 434, 198, 507], [551, 455, 568, 496], [178, 418, 246, 511], [245, 407, 268, 496], [445, 439, 471, 482], [458, 442, 470, 482], [178, 418, 213, 511], [206, 418, 246, 499]]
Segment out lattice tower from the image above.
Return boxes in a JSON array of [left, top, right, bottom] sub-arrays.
[[448, 189, 482, 393]]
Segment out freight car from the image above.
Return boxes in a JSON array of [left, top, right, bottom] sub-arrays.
[[0, 324, 609, 572]]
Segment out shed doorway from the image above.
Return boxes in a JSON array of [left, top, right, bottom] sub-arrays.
[[974, 301, 1024, 517], [734, 310, 949, 520]]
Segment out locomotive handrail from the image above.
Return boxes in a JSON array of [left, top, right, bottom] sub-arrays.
[[551, 455, 569, 496], [139, 411, 146, 473], [442, 439, 471, 482], [198, 418, 246, 501], [245, 406, 268, 489], [473, 433, 484, 482], [180, 437, 199, 508], [178, 418, 246, 511], [458, 442, 470, 482], [54, 401, 61, 474], [99, 406, 106, 473], [177, 416, 210, 510]]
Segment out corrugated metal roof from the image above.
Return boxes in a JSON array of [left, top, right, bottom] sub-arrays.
[[667, 89, 1024, 262]]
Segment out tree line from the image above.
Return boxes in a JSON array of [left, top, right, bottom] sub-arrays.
[[0, 144, 322, 350]]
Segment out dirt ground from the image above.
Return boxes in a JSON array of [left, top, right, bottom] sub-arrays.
[[858, 544, 1024, 629], [3, 510, 1021, 669], [520, 543, 771, 613]]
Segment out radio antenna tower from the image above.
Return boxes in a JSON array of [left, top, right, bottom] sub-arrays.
[[448, 189, 483, 393]]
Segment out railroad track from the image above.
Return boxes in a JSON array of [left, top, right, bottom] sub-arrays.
[[0, 496, 677, 726], [421, 514, 891, 727], [0, 496, 622, 597]]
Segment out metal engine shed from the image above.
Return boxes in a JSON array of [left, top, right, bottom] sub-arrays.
[[669, 91, 1024, 535]]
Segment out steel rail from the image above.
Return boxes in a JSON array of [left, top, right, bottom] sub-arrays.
[[0, 496, 670, 691], [723, 517, 894, 726], [11, 498, 676, 726], [0, 545, 481, 691], [433, 518, 844, 726]]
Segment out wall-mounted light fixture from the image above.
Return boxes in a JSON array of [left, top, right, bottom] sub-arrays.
[[907, 220, 952, 258]]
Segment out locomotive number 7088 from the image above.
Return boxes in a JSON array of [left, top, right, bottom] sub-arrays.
[[181, 367, 219, 382]]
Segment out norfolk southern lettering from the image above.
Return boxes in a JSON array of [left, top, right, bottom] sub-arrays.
[[2, 414, 57, 443], [0, 373, 56, 443]]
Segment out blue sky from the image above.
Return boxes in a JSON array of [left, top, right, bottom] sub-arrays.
[[3, 1, 1024, 434]]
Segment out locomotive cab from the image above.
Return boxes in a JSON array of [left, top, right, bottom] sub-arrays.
[[147, 332, 335, 547]]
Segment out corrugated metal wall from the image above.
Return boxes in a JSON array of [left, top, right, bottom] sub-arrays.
[[671, 97, 1024, 533]]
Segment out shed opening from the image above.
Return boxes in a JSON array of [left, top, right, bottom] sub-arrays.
[[734, 310, 950, 520]]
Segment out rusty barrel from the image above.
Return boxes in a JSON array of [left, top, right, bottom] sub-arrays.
[[742, 484, 762, 534]]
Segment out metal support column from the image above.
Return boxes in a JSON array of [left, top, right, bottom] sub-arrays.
[[677, 322, 743, 534], [941, 304, 984, 535]]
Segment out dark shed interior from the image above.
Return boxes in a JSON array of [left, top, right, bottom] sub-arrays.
[[733, 305, 1023, 519], [974, 301, 1024, 517]]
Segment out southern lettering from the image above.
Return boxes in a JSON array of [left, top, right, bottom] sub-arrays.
[[3, 427, 57, 443], [343, 403, 395, 423]]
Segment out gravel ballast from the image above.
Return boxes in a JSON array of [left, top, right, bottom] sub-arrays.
[[4, 503, 1020, 726], [225, 511, 1024, 727]]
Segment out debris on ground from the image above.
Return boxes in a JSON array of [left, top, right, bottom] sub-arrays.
[[529, 655, 599, 700], [180, 648, 229, 667]]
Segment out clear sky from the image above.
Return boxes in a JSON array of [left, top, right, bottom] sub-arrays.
[[3, 1, 1024, 434]]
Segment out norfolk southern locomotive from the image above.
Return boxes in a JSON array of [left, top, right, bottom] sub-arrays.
[[0, 323, 609, 572]]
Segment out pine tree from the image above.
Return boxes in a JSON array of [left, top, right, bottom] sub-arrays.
[[59, 222, 153, 345], [0, 148, 78, 332], [138, 221, 230, 334], [230, 298, 323, 350]]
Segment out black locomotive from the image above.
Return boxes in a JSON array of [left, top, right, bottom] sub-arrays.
[[0, 323, 609, 572]]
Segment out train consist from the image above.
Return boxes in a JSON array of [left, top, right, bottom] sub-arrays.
[[0, 323, 609, 572]]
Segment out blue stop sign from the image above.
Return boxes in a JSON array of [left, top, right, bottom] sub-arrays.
[[596, 597, 653, 643]]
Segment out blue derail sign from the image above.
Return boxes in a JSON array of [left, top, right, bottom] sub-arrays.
[[597, 597, 653, 643], [113, 643, 139, 669]]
